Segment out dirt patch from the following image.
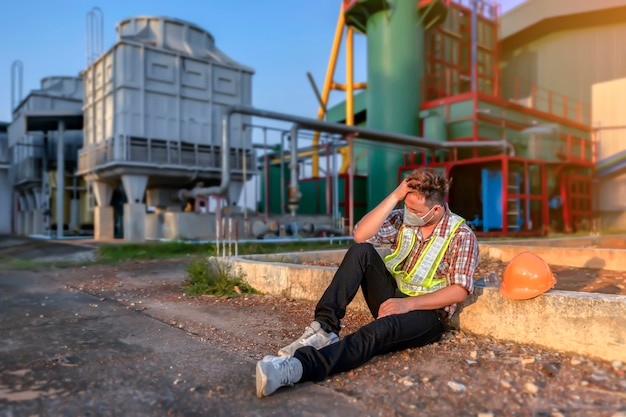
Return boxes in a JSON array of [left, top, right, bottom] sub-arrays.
[[59, 258, 626, 417]]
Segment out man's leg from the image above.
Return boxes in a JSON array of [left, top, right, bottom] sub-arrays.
[[295, 309, 444, 382], [314, 243, 397, 334], [277, 243, 396, 357]]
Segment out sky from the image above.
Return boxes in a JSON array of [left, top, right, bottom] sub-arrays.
[[0, 0, 525, 137]]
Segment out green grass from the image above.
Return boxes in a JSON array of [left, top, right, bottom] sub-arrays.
[[96, 240, 351, 263], [96, 241, 211, 261], [96, 240, 352, 298], [0, 256, 46, 270], [0, 239, 351, 272], [182, 257, 261, 297]]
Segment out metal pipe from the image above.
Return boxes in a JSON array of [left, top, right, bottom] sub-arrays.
[[243, 123, 288, 134], [10, 60, 23, 112], [85, 7, 104, 66], [268, 141, 344, 163], [179, 111, 232, 200], [346, 25, 355, 127], [56, 120, 65, 239], [331, 82, 367, 91], [348, 134, 355, 235], [346, 24, 356, 236], [242, 125, 248, 221], [288, 124, 301, 216], [226, 105, 511, 151], [263, 127, 269, 221], [42, 134, 49, 235], [307, 72, 327, 115], [325, 141, 331, 216], [280, 131, 287, 215], [332, 138, 339, 226], [178, 105, 513, 201]]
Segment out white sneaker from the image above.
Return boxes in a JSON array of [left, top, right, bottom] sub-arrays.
[[256, 355, 303, 398], [278, 321, 339, 357]]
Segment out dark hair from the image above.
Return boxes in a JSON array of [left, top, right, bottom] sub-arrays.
[[404, 168, 451, 207]]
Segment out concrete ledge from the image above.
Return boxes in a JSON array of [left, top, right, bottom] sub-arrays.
[[228, 249, 368, 312], [481, 245, 626, 271], [228, 248, 626, 363], [454, 287, 626, 362], [480, 235, 626, 271]]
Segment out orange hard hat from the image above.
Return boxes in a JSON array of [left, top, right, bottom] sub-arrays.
[[500, 251, 557, 300]]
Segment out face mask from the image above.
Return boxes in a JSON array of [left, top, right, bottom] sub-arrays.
[[404, 205, 437, 227]]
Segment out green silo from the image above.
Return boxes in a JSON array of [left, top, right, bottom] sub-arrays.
[[345, 0, 447, 210]]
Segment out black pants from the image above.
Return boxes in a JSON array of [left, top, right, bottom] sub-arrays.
[[294, 243, 445, 382]]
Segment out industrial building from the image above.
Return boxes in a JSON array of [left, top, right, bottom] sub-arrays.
[[7, 75, 86, 238], [499, 0, 626, 231], [76, 16, 255, 241], [2, 0, 625, 241], [262, 0, 625, 236], [0, 122, 10, 234]]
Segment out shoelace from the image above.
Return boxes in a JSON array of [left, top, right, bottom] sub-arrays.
[[299, 325, 318, 342], [271, 357, 298, 385]]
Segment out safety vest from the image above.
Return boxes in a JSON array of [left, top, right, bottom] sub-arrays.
[[384, 213, 465, 296]]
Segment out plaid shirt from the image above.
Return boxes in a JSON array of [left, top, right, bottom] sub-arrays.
[[368, 206, 480, 316]]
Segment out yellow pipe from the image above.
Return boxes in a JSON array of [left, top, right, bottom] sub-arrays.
[[338, 146, 367, 174], [331, 82, 367, 91], [346, 26, 354, 126], [312, 5, 345, 177], [270, 149, 324, 165]]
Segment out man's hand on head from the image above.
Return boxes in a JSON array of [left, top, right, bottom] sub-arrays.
[[391, 179, 413, 202]]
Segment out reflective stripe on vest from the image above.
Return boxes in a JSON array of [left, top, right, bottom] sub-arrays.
[[384, 213, 465, 296]]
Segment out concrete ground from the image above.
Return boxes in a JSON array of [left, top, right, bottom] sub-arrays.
[[0, 237, 369, 417]]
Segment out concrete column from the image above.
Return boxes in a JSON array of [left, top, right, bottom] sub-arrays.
[[32, 209, 44, 235], [94, 206, 115, 240], [69, 199, 80, 232], [122, 175, 148, 242], [25, 192, 36, 235], [68, 173, 80, 232], [25, 211, 33, 235], [17, 212, 25, 235], [93, 181, 114, 241], [31, 188, 45, 236], [56, 120, 65, 238], [0, 169, 11, 234], [16, 194, 27, 235], [124, 203, 146, 242]]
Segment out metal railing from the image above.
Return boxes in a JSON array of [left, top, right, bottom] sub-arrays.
[[78, 136, 255, 174]]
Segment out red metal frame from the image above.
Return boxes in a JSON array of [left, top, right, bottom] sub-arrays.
[[305, 0, 596, 235], [337, 173, 367, 222], [399, 153, 549, 237]]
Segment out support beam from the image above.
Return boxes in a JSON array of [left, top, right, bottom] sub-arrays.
[[56, 120, 65, 238]]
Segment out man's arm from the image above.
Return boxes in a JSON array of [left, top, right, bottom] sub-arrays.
[[377, 284, 468, 318], [353, 179, 411, 243]]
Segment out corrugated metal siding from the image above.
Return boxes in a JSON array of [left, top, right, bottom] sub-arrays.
[[593, 78, 626, 158], [599, 173, 626, 211], [592, 78, 626, 213], [501, 22, 626, 107]]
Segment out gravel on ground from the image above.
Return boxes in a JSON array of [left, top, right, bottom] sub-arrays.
[[63, 257, 626, 417]]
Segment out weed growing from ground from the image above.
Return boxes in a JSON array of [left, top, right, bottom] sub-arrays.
[[182, 257, 260, 297]]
